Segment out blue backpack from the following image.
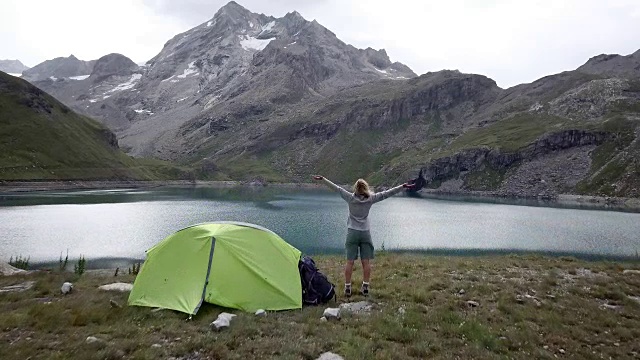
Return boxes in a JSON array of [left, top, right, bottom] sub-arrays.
[[298, 256, 336, 305]]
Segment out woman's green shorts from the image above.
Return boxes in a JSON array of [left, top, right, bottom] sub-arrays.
[[345, 229, 374, 260]]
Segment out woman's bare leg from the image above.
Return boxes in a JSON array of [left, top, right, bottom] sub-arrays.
[[345, 260, 355, 284], [361, 259, 371, 283]]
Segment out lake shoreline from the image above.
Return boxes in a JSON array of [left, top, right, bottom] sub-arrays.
[[22, 249, 640, 271], [1, 180, 639, 212]]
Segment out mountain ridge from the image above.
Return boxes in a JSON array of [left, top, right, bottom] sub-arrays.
[[18, 1, 640, 197], [0, 59, 29, 75]]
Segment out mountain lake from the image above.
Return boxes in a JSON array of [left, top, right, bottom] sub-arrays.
[[0, 186, 639, 268]]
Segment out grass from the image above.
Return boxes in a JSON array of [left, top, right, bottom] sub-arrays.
[[0, 72, 189, 181], [1, 254, 639, 359], [442, 113, 574, 154], [576, 116, 639, 196]]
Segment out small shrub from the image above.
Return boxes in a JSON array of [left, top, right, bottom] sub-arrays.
[[128, 263, 141, 275], [114, 267, 119, 277], [59, 249, 69, 271], [74, 255, 86, 276], [9, 254, 30, 270]]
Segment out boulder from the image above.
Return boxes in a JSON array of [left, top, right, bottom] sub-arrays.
[[61, 282, 73, 295]]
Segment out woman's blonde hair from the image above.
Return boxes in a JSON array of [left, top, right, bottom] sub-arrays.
[[353, 178, 371, 198]]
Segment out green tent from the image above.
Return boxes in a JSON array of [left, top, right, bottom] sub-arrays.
[[128, 222, 302, 314]]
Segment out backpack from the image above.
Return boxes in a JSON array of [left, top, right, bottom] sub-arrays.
[[298, 255, 336, 305]]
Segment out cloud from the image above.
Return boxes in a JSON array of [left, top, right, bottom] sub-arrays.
[[1, 0, 639, 87]]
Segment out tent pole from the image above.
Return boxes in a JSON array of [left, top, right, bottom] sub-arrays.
[[192, 236, 216, 316]]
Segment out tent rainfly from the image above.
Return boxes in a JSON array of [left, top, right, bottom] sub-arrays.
[[128, 222, 302, 314]]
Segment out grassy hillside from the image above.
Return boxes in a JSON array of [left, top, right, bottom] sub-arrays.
[[0, 72, 187, 181]]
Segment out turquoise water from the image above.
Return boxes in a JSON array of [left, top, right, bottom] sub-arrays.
[[0, 187, 639, 263]]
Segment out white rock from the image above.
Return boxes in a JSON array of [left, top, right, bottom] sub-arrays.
[[466, 300, 480, 307], [397, 306, 406, 315], [218, 312, 236, 322], [0, 281, 35, 293], [601, 303, 619, 310], [211, 318, 230, 330], [151, 344, 162, 348], [98, 283, 133, 292], [623, 269, 640, 275], [628, 296, 640, 304], [255, 309, 266, 316], [61, 282, 73, 295], [210, 312, 236, 330], [86, 336, 100, 344], [320, 316, 327, 322], [458, 289, 466, 295], [323, 307, 340, 320], [339, 301, 373, 314], [317, 352, 345, 360]]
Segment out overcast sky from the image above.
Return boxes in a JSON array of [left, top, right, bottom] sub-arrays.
[[1, 0, 639, 88]]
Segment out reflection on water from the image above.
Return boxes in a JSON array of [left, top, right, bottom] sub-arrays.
[[0, 186, 639, 263]]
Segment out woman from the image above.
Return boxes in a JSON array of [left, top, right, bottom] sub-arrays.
[[312, 175, 414, 297]]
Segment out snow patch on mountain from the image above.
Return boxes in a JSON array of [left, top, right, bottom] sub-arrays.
[[262, 21, 275, 32], [207, 20, 213, 27], [107, 74, 141, 93], [177, 62, 198, 79], [8, 73, 21, 77], [240, 35, 274, 51], [69, 75, 90, 80], [134, 109, 154, 115]]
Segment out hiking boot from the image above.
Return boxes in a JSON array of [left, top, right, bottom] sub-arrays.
[[344, 284, 352, 298], [360, 283, 369, 296]]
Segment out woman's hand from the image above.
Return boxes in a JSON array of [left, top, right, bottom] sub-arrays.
[[312, 175, 324, 181], [402, 182, 416, 189]]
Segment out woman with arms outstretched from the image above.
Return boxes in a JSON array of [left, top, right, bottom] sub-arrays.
[[312, 175, 414, 297]]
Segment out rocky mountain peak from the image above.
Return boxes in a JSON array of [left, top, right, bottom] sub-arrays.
[[0, 59, 30, 74], [577, 50, 640, 78], [362, 48, 392, 69], [90, 53, 139, 83], [214, 1, 253, 22], [22, 55, 95, 81]]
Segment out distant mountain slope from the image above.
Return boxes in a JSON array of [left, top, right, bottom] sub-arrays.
[[21, 55, 95, 82], [0, 71, 183, 180], [0, 60, 29, 75], [22, 2, 640, 197], [32, 1, 416, 150]]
